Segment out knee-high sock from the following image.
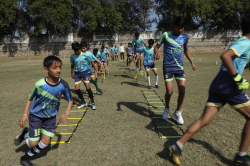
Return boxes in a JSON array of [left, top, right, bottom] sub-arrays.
[[147, 76, 151, 86], [87, 89, 94, 103], [23, 141, 48, 160], [92, 79, 99, 90], [155, 75, 158, 85], [76, 89, 86, 104]]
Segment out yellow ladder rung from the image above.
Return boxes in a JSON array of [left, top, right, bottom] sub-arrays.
[[68, 118, 82, 120], [56, 124, 79, 126], [55, 133, 75, 135], [50, 141, 70, 144]]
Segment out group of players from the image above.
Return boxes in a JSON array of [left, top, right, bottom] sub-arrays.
[[13, 16, 250, 166]]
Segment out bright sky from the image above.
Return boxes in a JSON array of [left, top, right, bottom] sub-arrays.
[[148, 9, 158, 31]]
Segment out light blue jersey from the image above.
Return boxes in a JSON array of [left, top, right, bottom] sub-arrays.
[[132, 38, 144, 50], [220, 36, 250, 75], [29, 78, 72, 118], [82, 51, 97, 71], [142, 46, 155, 66], [158, 31, 188, 69], [70, 52, 96, 72], [95, 51, 102, 61], [126, 47, 133, 55], [99, 50, 108, 62], [115, 48, 118, 54], [110, 47, 115, 54]]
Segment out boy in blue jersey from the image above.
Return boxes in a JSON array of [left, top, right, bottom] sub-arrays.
[[81, 46, 103, 95], [100, 46, 108, 75], [135, 39, 159, 89], [131, 32, 147, 73], [154, 16, 197, 125], [14, 56, 73, 166], [126, 43, 132, 67], [92, 48, 102, 80], [168, 17, 250, 166], [110, 45, 115, 61], [71, 42, 102, 110], [114, 45, 119, 60]]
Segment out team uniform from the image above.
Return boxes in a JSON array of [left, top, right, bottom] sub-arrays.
[[132, 38, 144, 55], [70, 52, 96, 84], [99, 50, 108, 64], [127, 46, 132, 59], [207, 36, 250, 109], [157, 31, 188, 82], [27, 78, 72, 141], [115, 48, 118, 55], [110, 47, 115, 56], [142, 46, 156, 70]]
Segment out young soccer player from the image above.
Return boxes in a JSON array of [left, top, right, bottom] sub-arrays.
[[119, 43, 125, 61], [131, 32, 147, 73], [81, 45, 103, 95], [168, 17, 250, 166], [100, 46, 108, 75], [70, 42, 101, 110], [114, 45, 119, 60], [105, 47, 110, 65], [154, 16, 197, 124], [92, 48, 102, 79], [135, 39, 159, 89], [110, 45, 115, 61], [14, 56, 73, 166], [126, 43, 132, 67]]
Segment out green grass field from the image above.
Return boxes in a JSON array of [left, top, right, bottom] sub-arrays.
[[1, 53, 250, 166]]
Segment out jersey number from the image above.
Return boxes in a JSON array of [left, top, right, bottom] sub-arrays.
[[34, 129, 41, 136]]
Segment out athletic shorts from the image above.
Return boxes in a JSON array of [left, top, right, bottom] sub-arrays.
[[102, 60, 107, 64], [163, 66, 185, 82], [134, 48, 143, 55], [120, 52, 124, 56], [144, 64, 156, 71], [27, 113, 56, 141], [206, 70, 250, 109], [75, 71, 90, 84], [111, 53, 114, 55]]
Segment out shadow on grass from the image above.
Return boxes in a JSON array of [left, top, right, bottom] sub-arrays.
[[121, 81, 148, 88]]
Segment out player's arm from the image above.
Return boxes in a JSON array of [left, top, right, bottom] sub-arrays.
[[94, 58, 103, 69], [154, 44, 161, 60], [19, 97, 32, 128], [58, 100, 73, 123], [221, 49, 249, 90], [184, 46, 197, 71], [71, 64, 74, 79]]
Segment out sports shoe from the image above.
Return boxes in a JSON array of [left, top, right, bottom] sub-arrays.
[[173, 109, 184, 125], [169, 144, 182, 165], [20, 156, 36, 166], [136, 67, 139, 72], [92, 103, 97, 110], [77, 103, 88, 109], [98, 88, 103, 94], [148, 85, 152, 89], [234, 154, 250, 166], [14, 127, 28, 145], [162, 107, 170, 120], [139, 70, 142, 73], [155, 85, 160, 89]]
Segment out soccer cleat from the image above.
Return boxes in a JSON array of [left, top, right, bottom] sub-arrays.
[[148, 85, 152, 89], [169, 144, 182, 165], [234, 154, 250, 166], [20, 156, 36, 166], [162, 107, 170, 120], [14, 127, 28, 145], [92, 103, 97, 110], [155, 85, 160, 89], [98, 88, 103, 94], [173, 109, 184, 125], [77, 103, 88, 109]]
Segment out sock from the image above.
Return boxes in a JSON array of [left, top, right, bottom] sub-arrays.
[[27, 141, 48, 158], [24, 133, 30, 148], [237, 151, 247, 156], [147, 76, 151, 86], [155, 75, 158, 85], [87, 89, 94, 103], [92, 79, 99, 90], [76, 89, 86, 104], [176, 141, 183, 149]]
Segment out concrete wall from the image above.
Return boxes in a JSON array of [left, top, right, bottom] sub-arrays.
[[0, 30, 241, 57]]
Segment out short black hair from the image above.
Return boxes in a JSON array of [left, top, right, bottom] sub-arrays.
[[71, 42, 82, 52], [242, 17, 250, 36], [93, 48, 98, 54], [148, 39, 154, 45], [81, 41, 88, 48], [174, 16, 185, 27], [43, 55, 62, 68], [135, 32, 140, 37], [101, 46, 104, 49]]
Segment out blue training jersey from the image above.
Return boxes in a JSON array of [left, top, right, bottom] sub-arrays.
[[70, 52, 96, 72], [29, 78, 72, 118], [83, 51, 97, 71], [142, 46, 155, 66], [158, 31, 188, 69], [126, 47, 133, 55], [99, 50, 108, 61], [220, 36, 250, 75], [115, 48, 118, 54], [110, 47, 115, 54], [132, 38, 144, 50]]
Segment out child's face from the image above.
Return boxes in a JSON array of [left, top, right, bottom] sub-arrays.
[[81, 46, 88, 52], [148, 44, 153, 48], [45, 61, 62, 78], [75, 49, 81, 55], [173, 24, 184, 36]]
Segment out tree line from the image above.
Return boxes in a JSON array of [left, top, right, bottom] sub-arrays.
[[0, 0, 249, 37]]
